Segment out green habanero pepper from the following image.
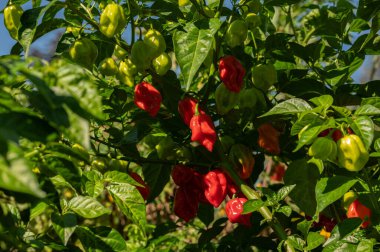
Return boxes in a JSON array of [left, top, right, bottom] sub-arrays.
[[99, 3, 127, 38], [155, 136, 176, 160], [4, 4, 23, 40], [308, 137, 337, 161], [238, 88, 258, 109], [131, 40, 153, 72], [118, 58, 137, 87], [337, 135, 369, 172], [144, 29, 166, 58], [99, 57, 118, 76], [215, 83, 239, 115], [152, 52, 172, 76], [226, 19, 248, 48], [251, 64, 277, 91], [245, 13, 261, 30], [113, 44, 128, 59], [69, 38, 98, 69]]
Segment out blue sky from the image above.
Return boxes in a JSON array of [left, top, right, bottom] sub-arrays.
[[0, 1, 373, 83]]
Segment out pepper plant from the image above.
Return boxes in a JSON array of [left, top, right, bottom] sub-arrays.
[[1, 0, 380, 251]]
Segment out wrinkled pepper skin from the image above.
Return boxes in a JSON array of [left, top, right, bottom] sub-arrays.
[[225, 19, 248, 48], [219, 55, 246, 93], [308, 137, 337, 161], [190, 113, 217, 152], [257, 123, 281, 155], [3, 4, 23, 40], [69, 38, 98, 69], [251, 64, 277, 91], [225, 198, 251, 226], [270, 164, 286, 182], [171, 164, 196, 186], [215, 83, 239, 115], [337, 135, 369, 172], [144, 29, 166, 59], [113, 44, 128, 59], [229, 144, 255, 179], [238, 88, 258, 109], [131, 40, 153, 72], [99, 3, 126, 38], [129, 172, 150, 201], [203, 170, 228, 208], [134, 82, 162, 117], [178, 97, 205, 126], [245, 13, 261, 30], [347, 199, 371, 228], [174, 186, 199, 222], [152, 52, 171, 76], [98, 57, 118, 76], [118, 58, 137, 87]]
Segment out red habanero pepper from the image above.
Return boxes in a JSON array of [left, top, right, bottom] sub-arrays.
[[347, 199, 371, 228], [134, 82, 162, 117], [129, 172, 150, 201], [257, 123, 281, 155], [318, 128, 343, 142], [225, 198, 251, 226], [171, 164, 195, 186], [174, 186, 199, 222], [219, 55, 246, 93], [190, 113, 217, 152], [178, 97, 205, 126], [202, 169, 228, 208], [270, 164, 286, 182]]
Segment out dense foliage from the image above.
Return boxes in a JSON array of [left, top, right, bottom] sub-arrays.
[[1, 0, 380, 251]]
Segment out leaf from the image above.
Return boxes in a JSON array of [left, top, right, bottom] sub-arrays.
[[309, 95, 334, 107], [315, 176, 357, 215], [259, 98, 312, 117], [277, 185, 296, 201], [284, 159, 319, 216], [30, 201, 50, 220], [198, 222, 225, 247], [278, 206, 292, 217], [297, 219, 313, 238], [356, 239, 375, 252], [68, 196, 111, 218], [242, 199, 265, 214], [306, 232, 325, 250], [107, 184, 146, 234], [290, 113, 325, 136], [173, 18, 221, 90], [52, 212, 77, 245], [104, 171, 141, 187], [354, 104, 380, 116], [374, 138, 380, 152], [76, 226, 127, 252], [350, 116, 374, 149], [323, 218, 362, 248]]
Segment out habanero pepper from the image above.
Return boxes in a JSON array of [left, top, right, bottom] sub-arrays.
[[225, 19, 248, 48], [118, 58, 137, 87], [178, 97, 205, 126], [257, 123, 281, 155], [4, 4, 23, 40], [152, 52, 172, 76], [251, 64, 277, 92], [69, 38, 98, 69], [99, 3, 127, 38], [190, 113, 217, 152], [215, 83, 239, 115], [308, 137, 337, 161], [98, 57, 118, 76], [129, 172, 150, 201], [202, 169, 228, 208], [219, 55, 246, 93], [144, 29, 166, 59], [229, 144, 255, 179], [337, 134, 369, 172], [225, 197, 252, 226], [174, 186, 199, 222], [347, 199, 371, 228], [134, 82, 162, 117]]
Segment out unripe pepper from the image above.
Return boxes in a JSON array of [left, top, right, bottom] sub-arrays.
[[225, 198, 252, 226], [229, 144, 255, 179], [99, 3, 127, 38], [129, 172, 150, 201], [178, 97, 205, 126], [190, 113, 217, 152], [174, 146, 192, 162], [337, 135, 369, 172], [238, 88, 258, 109], [3, 4, 23, 40], [178, 0, 191, 7], [308, 137, 337, 161], [134, 82, 162, 117], [203, 170, 228, 207], [152, 52, 171, 76], [98, 57, 118, 76], [131, 40, 154, 72], [257, 123, 281, 155], [118, 58, 137, 87], [215, 83, 239, 115], [225, 19, 248, 48], [69, 38, 98, 69], [219, 55, 246, 93], [219, 135, 235, 153], [144, 29, 166, 59], [113, 44, 128, 59], [155, 136, 176, 160], [343, 191, 357, 210], [251, 64, 277, 91], [347, 199, 371, 228], [245, 13, 261, 30]]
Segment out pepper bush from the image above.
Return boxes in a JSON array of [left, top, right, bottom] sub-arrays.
[[1, 0, 380, 251]]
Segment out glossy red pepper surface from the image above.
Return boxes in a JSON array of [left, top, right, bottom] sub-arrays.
[[134, 82, 162, 117]]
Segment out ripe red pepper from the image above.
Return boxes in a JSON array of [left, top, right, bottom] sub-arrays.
[[270, 164, 286, 182], [174, 186, 199, 222], [312, 214, 337, 232], [129, 172, 150, 201], [257, 123, 281, 155], [347, 199, 371, 228], [178, 97, 205, 126], [171, 164, 195, 186], [190, 113, 217, 152], [229, 144, 255, 179], [203, 169, 228, 207], [134, 82, 162, 117], [219, 55, 246, 93], [225, 198, 251, 226], [226, 174, 241, 198], [318, 128, 343, 142]]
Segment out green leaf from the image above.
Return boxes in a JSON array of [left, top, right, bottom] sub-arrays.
[[309, 95, 334, 107], [242, 199, 265, 214], [260, 98, 312, 117], [83, 170, 104, 198], [30, 201, 50, 220], [284, 159, 319, 216], [306, 232, 325, 250], [323, 218, 362, 248], [76, 226, 127, 252], [355, 104, 380, 116], [173, 18, 221, 90], [294, 120, 335, 152], [198, 221, 225, 247], [277, 185, 296, 201], [68, 196, 111, 218], [297, 219, 313, 238], [356, 239, 374, 252], [374, 138, 380, 152], [315, 176, 357, 215], [290, 113, 325, 136], [104, 171, 141, 187], [278, 206, 292, 217], [350, 116, 374, 149], [52, 212, 77, 245], [107, 184, 146, 234], [286, 235, 305, 251]]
